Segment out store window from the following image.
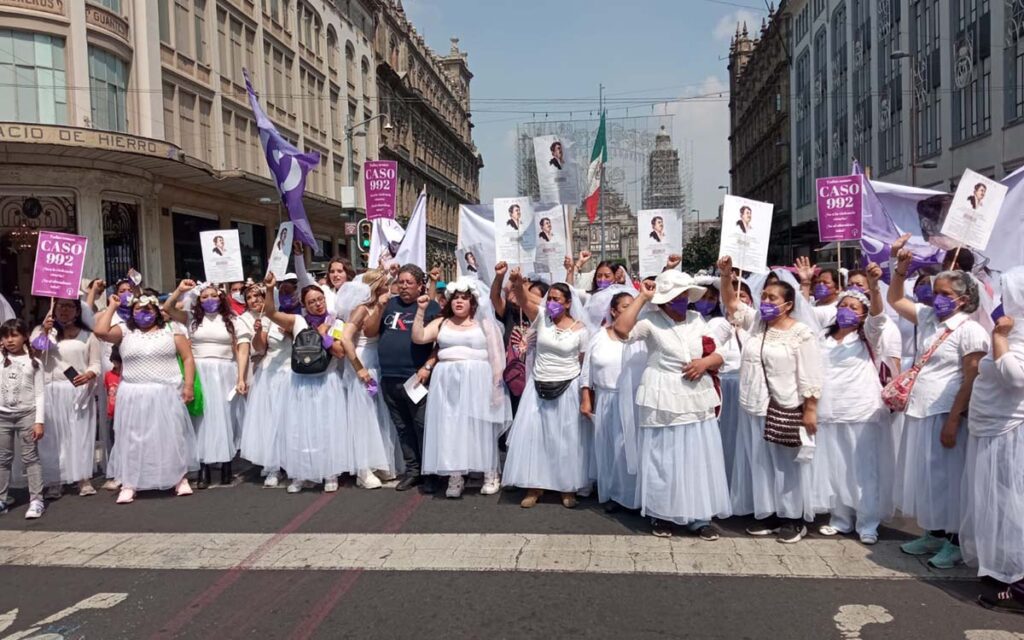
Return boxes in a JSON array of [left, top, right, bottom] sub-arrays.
[[172, 211, 220, 280], [0, 30, 68, 125], [102, 200, 140, 285], [94, 0, 122, 13], [89, 47, 129, 132], [231, 221, 267, 281]]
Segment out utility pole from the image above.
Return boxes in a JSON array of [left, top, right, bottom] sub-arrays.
[[598, 83, 606, 261]]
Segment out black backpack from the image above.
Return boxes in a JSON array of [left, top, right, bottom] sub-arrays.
[[291, 326, 331, 374]]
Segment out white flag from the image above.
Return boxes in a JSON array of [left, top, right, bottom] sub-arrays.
[[394, 188, 427, 268]]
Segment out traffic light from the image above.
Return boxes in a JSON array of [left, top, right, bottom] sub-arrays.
[[358, 218, 372, 264]]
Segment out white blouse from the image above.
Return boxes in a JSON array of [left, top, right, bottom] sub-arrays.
[[906, 305, 989, 419], [29, 329, 102, 384], [257, 319, 293, 372], [706, 316, 741, 374], [580, 329, 624, 391], [627, 310, 720, 428], [735, 304, 822, 416], [968, 324, 1024, 438], [188, 313, 252, 360], [532, 314, 587, 382], [0, 354, 45, 423], [817, 325, 887, 424]]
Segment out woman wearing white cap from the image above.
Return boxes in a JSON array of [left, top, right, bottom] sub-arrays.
[[961, 267, 1024, 613], [502, 269, 591, 509], [613, 270, 730, 539], [719, 256, 824, 544], [412, 278, 511, 498], [812, 264, 895, 545]]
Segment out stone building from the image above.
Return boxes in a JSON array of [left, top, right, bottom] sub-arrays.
[[373, 0, 482, 278], [727, 2, 794, 264], [571, 185, 639, 272]]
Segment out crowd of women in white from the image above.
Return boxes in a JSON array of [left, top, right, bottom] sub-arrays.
[[1, 237, 1022, 613]]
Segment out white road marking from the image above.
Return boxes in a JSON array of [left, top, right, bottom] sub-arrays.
[[0, 611, 15, 634], [965, 632, 1024, 640], [1, 593, 127, 640], [0, 531, 978, 579], [833, 604, 894, 639]]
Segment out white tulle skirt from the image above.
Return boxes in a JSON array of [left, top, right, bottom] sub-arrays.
[[894, 413, 966, 532], [240, 366, 292, 474], [718, 373, 741, 487], [812, 418, 896, 533], [639, 419, 732, 525], [592, 388, 639, 509], [502, 379, 591, 493], [339, 362, 399, 476], [282, 371, 344, 482], [193, 359, 243, 464], [423, 359, 509, 476], [109, 381, 198, 491], [746, 409, 822, 522], [37, 380, 97, 484], [961, 427, 1024, 583], [729, 408, 766, 516]]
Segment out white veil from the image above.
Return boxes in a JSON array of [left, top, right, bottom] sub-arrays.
[[455, 278, 512, 430], [1001, 266, 1024, 318], [334, 280, 373, 322], [745, 269, 818, 332]]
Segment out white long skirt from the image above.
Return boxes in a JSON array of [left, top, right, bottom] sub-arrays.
[[340, 359, 400, 476], [747, 409, 821, 522], [813, 418, 895, 533], [961, 427, 1024, 584], [640, 419, 732, 525], [239, 366, 292, 474], [894, 413, 966, 532], [37, 380, 97, 484], [718, 373, 741, 487], [423, 359, 508, 475], [193, 359, 243, 464], [110, 381, 198, 491], [282, 371, 344, 482], [729, 408, 767, 516], [592, 388, 640, 509], [502, 379, 591, 493]]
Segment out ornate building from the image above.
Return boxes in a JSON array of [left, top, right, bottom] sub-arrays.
[[728, 3, 793, 264], [373, 0, 482, 277], [0, 0, 379, 309], [571, 186, 639, 273], [642, 126, 685, 211]]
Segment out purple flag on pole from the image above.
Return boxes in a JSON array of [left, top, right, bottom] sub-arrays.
[[244, 69, 319, 247]]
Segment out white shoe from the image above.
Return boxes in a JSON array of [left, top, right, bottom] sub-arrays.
[[445, 475, 465, 499], [357, 469, 382, 489], [860, 533, 879, 545], [576, 485, 592, 498], [818, 525, 841, 536], [24, 500, 45, 519], [286, 480, 304, 494], [263, 473, 280, 488], [324, 477, 339, 493], [480, 472, 501, 496], [78, 481, 97, 497], [102, 479, 120, 491]]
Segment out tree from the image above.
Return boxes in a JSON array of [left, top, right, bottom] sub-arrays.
[[680, 227, 720, 273]]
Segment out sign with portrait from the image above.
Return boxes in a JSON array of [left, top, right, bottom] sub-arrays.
[[718, 195, 773, 274], [533, 135, 580, 205], [493, 196, 536, 267], [266, 222, 294, 279], [637, 209, 683, 277], [940, 168, 1008, 251], [199, 229, 244, 283]]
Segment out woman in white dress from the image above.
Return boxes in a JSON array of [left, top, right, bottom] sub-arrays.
[[239, 285, 293, 488], [413, 278, 511, 498], [31, 299, 101, 497], [887, 251, 989, 569], [263, 273, 347, 494], [336, 270, 401, 489], [961, 267, 1024, 614], [812, 268, 895, 545], [580, 287, 640, 511], [719, 257, 824, 544], [614, 272, 730, 539], [502, 270, 591, 509], [164, 282, 251, 488], [94, 293, 197, 504]]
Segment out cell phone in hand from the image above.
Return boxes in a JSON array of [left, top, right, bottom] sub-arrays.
[[63, 366, 80, 383]]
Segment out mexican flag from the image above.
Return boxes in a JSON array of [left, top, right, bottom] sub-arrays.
[[583, 111, 607, 223]]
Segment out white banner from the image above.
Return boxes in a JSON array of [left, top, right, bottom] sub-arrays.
[[941, 169, 1008, 251], [718, 195, 772, 274], [637, 208, 682, 277], [533, 203, 569, 282], [457, 204, 496, 287], [200, 229, 244, 283], [266, 222, 293, 278], [533, 135, 580, 205], [494, 196, 536, 266]]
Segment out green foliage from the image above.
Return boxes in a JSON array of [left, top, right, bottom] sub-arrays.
[[680, 226, 721, 273]]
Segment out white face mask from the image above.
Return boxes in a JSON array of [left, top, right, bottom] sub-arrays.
[[230, 292, 245, 304]]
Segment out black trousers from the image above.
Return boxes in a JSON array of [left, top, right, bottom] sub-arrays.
[[381, 378, 427, 477]]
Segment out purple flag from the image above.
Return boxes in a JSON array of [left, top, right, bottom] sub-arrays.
[[244, 69, 319, 247]]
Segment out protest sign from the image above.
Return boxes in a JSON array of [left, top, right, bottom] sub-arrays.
[[638, 209, 683, 277], [200, 229, 244, 283], [31, 231, 88, 299], [816, 175, 864, 242], [718, 195, 772, 274], [364, 160, 398, 220]]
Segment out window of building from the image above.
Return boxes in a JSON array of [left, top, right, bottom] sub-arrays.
[[911, 0, 942, 157], [162, 82, 176, 143], [877, 0, 903, 175], [158, 0, 171, 43], [95, 0, 122, 13], [813, 27, 829, 179], [830, 3, 849, 177], [263, 40, 294, 117], [345, 41, 355, 84], [361, 57, 370, 96], [851, 0, 873, 169], [158, 0, 208, 63], [951, 0, 991, 144], [88, 47, 128, 132], [1007, 0, 1024, 124], [327, 26, 338, 73], [0, 30, 67, 125], [180, 89, 196, 155], [795, 47, 812, 207], [194, 0, 207, 63], [231, 221, 267, 280], [217, 9, 254, 85], [102, 200, 140, 286]]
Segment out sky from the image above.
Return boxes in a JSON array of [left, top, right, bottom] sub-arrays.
[[401, 0, 770, 219]]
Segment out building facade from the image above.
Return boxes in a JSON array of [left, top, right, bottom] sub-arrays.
[[571, 186, 639, 272], [373, 0, 481, 278], [0, 0, 385, 317], [780, 0, 1024, 257], [728, 3, 794, 264]]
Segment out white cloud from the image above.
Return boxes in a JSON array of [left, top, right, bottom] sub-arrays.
[[712, 9, 758, 42]]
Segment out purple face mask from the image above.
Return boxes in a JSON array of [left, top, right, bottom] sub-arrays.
[[914, 283, 935, 305], [760, 301, 781, 321], [200, 298, 221, 314], [133, 309, 157, 329], [118, 292, 132, 308], [595, 279, 613, 291], [812, 283, 831, 301], [835, 306, 862, 328], [665, 298, 690, 316], [932, 293, 959, 319], [992, 303, 1006, 323], [693, 299, 716, 317], [278, 292, 299, 311], [545, 301, 565, 319]]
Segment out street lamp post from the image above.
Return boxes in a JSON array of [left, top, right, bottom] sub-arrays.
[[717, 185, 729, 196], [690, 207, 701, 241], [345, 113, 392, 268]]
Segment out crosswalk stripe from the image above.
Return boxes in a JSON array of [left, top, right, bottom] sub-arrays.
[[0, 531, 978, 579]]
